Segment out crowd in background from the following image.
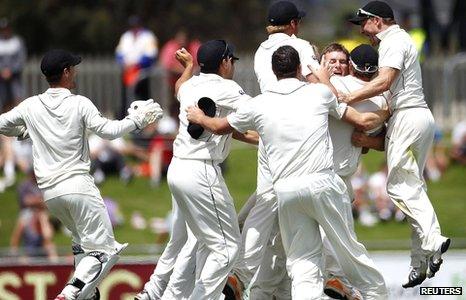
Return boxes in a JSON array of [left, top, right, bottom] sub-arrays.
[[1, 12, 466, 260]]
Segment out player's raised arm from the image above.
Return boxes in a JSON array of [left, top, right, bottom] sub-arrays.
[[174, 48, 194, 96]]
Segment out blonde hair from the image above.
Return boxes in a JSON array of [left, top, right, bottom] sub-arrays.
[[266, 24, 291, 34]]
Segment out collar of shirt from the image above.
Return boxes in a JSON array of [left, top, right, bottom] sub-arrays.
[[265, 77, 306, 95], [45, 87, 72, 96], [268, 32, 294, 42], [376, 24, 401, 41]]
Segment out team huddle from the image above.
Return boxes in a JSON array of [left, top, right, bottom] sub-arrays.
[[0, 1, 450, 300]]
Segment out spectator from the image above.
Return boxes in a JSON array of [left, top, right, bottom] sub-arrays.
[[0, 17, 26, 113], [115, 15, 158, 119], [103, 197, 124, 228], [367, 163, 405, 222], [89, 133, 148, 185], [10, 169, 57, 260], [451, 120, 466, 164], [159, 29, 200, 117], [351, 164, 378, 227], [425, 127, 449, 181]]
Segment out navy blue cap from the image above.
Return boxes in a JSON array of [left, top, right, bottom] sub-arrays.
[[197, 40, 239, 73], [40, 49, 81, 77], [268, 1, 306, 26], [350, 44, 379, 74], [349, 1, 394, 25]]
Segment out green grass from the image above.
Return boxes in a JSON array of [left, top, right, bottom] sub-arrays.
[[1, 142, 465, 251]]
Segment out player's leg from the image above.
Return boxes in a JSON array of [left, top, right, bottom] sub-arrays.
[[386, 109, 449, 287], [161, 227, 197, 299], [137, 199, 189, 299], [233, 188, 277, 288], [277, 187, 324, 299], [168, 158, 241, 300], [47, 193, 125, 300], [299, 172, 388, 300], [237, 191, 257, 231], [249, 224, 291, 300]]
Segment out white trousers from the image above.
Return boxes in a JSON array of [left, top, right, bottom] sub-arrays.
[[386, 108, 446, 268], [168, 157, 241, 300], [276, 171, 388, 300], [46, 193, 118, 255], [144, 200, 196, 299]]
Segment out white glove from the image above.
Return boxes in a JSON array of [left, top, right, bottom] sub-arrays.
[[126, 99, 163, 129]]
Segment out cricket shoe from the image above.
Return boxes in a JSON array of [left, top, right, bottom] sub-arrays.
[[402, 262, 427, 288], [324, 277, 363, 300], [223, 273, 244, 300], [427, 238, 451, 278], [134, 289, 151, 300]]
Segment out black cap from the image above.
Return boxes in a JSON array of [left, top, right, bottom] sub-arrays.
[[197, 40, 239, 73], [40, 49, 81, 77], [348, 1, 394, 25], [268, 1, 306, 26], [350, 44, 379, 74]]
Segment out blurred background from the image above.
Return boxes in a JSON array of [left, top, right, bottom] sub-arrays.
[[0, 0, 465, 299]]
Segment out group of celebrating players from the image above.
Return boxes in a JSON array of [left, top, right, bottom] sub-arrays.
[[0, 1, 450, 300]]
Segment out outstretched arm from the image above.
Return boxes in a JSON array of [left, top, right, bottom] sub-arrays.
[[338, 67, 399, 105], [0, 107, 26, 137], [233, 130, 259, 145], [186, 106, 234, 135]]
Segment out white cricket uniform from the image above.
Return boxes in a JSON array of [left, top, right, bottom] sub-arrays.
[[151, 72, 250, 300], [377, 25, 447, 268], [0, 88, 136, 255], [322, 75, 387, 282], [233, 33, 321, 298], [228, 79, 388, 300]]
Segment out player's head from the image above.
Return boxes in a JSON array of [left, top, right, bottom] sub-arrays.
[[266, 1, 305, 36], [348, 1, 396, 46], [41, 49, 81, 89], [197, 39, 239, 80], [349, 44, 379, 80], [272, 45, 301, 80], [321, 43, 350, 76]]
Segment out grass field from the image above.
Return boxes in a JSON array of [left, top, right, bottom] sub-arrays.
[[0, 142, 465, 252]]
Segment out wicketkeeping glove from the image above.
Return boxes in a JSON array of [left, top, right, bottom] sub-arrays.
[[126, 99, 163, 129]]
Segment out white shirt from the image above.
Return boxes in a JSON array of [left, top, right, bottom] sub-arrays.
[[0, 88, 136, 199], [377, 25, 427, 111], [254, 33, 320, 93], [228, 78, 346, 184], [173, 73, 251, 162], [115, 29, 158, 66], [329, 75, 387, 176]]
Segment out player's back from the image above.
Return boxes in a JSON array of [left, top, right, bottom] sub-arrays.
[[254, 33, 319, 93], [15, 88, 93, 189], [174, 73, 250, 162], [248, 79, 336, 183]]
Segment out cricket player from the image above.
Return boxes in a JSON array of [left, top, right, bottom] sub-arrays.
[[341, 0, 450, 288], [0, 49, 163, 300], [232, 2, 324, 298], [321, 43, 388, 299], [187, 45, 389, 300], [144, 40, 256, 300]]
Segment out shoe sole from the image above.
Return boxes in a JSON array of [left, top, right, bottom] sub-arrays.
[[324, 286, 347, 299], [427, 238, 451, 278]]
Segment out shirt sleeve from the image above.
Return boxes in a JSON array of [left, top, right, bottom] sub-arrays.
[[80, 97, 136, 139], [317, 84, 347, 119], [378, 42, 404, 70], [0, 105, 26, 136], [299, 42, 320, 77], [227, 101, 255, 133], [215, 81, 252, 111]]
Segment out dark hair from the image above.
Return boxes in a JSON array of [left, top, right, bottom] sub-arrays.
[[272, 45, 300, 79], [45, 72, 63, 84], [321, 43, 350, 61]]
